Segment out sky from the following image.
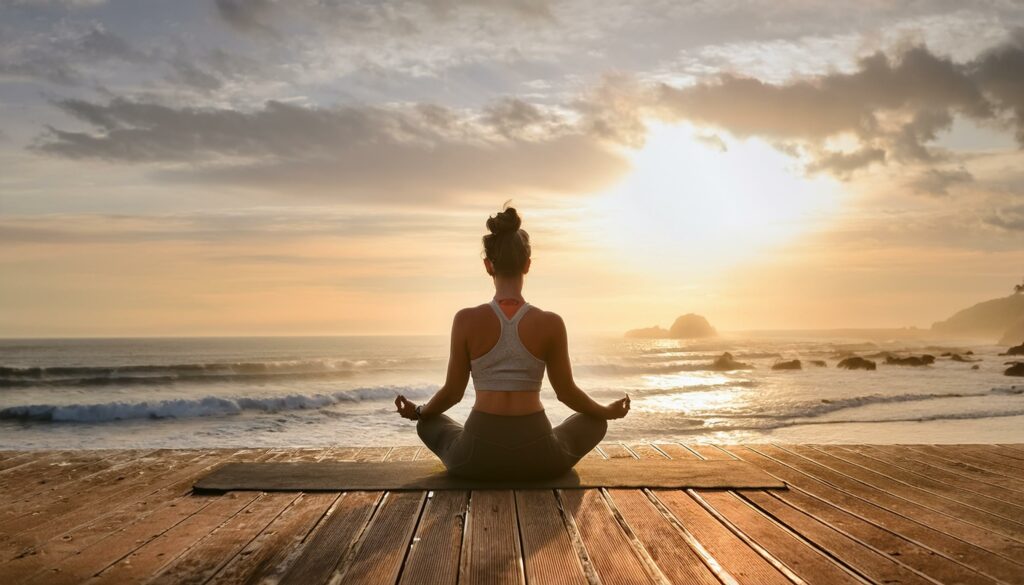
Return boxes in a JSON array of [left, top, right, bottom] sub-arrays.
[[1, 0, 1023, 337]]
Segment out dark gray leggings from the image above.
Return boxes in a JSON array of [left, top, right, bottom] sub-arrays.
[[416, 410, 607, 480]]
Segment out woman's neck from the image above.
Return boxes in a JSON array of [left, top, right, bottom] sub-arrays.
[[493, 275, 524, 302]]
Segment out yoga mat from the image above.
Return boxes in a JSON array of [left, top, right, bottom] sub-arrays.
[[193, 459, 786, 492]]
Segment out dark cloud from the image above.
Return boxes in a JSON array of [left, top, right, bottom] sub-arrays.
[[971, 30, 1024, 145], [34, 97, 626, 200], [984, 203, 1024, 231], [423, 0, 555, 20], [806, 147, 886, 177], [653, 39, 1024, 180], [907, 167, 974, 196], [481, 98, 565, 139], [213, 0, 276, 34], [0, 22, 147, 85]]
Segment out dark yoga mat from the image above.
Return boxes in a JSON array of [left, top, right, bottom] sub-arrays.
[[193, 459, 786, 492]]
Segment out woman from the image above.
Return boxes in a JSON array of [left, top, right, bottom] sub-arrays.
[[394, 205, 630, 480]]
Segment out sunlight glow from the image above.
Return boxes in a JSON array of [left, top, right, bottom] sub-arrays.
[[592, 122, 844, 273]]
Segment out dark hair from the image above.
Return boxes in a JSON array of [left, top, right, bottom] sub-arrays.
[[483, 203, 531, 277]]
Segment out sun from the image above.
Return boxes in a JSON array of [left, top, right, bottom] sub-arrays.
[[591, 122, 843, 274]]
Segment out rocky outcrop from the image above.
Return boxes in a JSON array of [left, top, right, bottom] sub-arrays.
[[710, 352, 752, 371], [625, 313, 717, 339], [932, 294, 1024, 342], [1006, 363, 1024, 377], [885, 355, 936, 366], [772, 360, 802, 370], [1000, 343, 1024, 356], [669, 314, 717, 339], [624, 326, 670, 339], [837, 357, 877, 370]]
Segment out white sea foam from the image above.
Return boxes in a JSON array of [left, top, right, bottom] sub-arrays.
[[0, 385, 437, 423]]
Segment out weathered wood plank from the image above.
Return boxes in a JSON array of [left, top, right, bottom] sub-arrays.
[[851, 444, 1024, 505], [883, 445, 1024, 493], [791, 445, 1024, 539], [338, 491, 426, 584], [606, 489, 720, 585], [557, 488, 658, 585], [399, 490, 467, 585], [910, 444, 1024, 480], [653, 490, 791, 585], [765, 446, 1024, 561], [206, 492, 339, 585], [696, 490, 865, 584], [88, 491, 261, 585], [275, 445, 391, 585], [0, 450, 213, 538], [835, 444, 1024, 513], [460, 490, 524, 585], [516, 489, 589, 585], [0, 450, 235, 561], [275, 491, 382, 585], [147, 492, 299, 585], [16, 452, 272, 585], [745, 445, 1024, 576], [737, 489, 950, 585]]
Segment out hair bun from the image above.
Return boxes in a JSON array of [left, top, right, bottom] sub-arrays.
[[487, 207, 522, 235]]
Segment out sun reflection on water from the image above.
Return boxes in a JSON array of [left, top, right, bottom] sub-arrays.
[[640, 372, 733, 390], [638, 388, 739, 414]]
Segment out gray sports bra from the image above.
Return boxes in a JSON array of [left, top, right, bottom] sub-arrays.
[[470, 300, 546, 391]]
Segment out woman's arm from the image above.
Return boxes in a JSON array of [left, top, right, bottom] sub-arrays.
[[396, 309, 471, 419], [545, 313, 629, 419]]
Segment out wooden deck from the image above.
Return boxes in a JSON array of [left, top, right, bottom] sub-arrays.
[[1, 444, 1023, 584]]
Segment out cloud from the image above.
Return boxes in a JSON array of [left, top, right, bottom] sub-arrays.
[[907, 167, 974, 196], [806, 147, 886, 177], [34, 97, 627, 201], [652, 38, 1024, 180], [984, 203, 1024, 232], [0, 21, 147, 85], [214, 0, 276, 34]]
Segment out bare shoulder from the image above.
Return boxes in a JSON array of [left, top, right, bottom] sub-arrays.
[[528, 306, 566, 332], [453, 304, 491, 326]]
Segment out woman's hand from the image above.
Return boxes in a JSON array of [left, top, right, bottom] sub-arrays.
[[603, 394, 630, 419], [394, 395, 419, 420]]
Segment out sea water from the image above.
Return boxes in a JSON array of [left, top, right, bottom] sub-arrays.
[[1, 335, 1022, 449]]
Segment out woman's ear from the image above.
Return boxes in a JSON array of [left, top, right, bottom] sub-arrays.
[[523, 258, 531, 274], [483, 258, 494, 276]]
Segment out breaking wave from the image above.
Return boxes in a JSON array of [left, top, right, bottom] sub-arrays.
[[0, 358, 431, 387], [0, 385, 437, 423]]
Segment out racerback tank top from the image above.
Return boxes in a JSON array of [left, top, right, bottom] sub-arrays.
[[470, 300, 546, 391]]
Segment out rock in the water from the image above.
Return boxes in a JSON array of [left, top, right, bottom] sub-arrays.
[[837, 357, 877, 371], [772, 360, 802, 370], [669, 314, 717, 338], [1000, 343, 1024, 356], [809, 360, 827, 367], [1006, 363, 1024, 377], [950, 354, 980, 363], [885, 355, 935, 366], [971, 364, 980, 370], [624, 326, 670, 339], [710, 352, 752, 371]]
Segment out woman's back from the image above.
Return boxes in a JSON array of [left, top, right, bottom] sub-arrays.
[[463, 300, 553, 415]]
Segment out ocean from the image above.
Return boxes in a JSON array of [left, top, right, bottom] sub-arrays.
[[1, 335, 1022, 449]]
